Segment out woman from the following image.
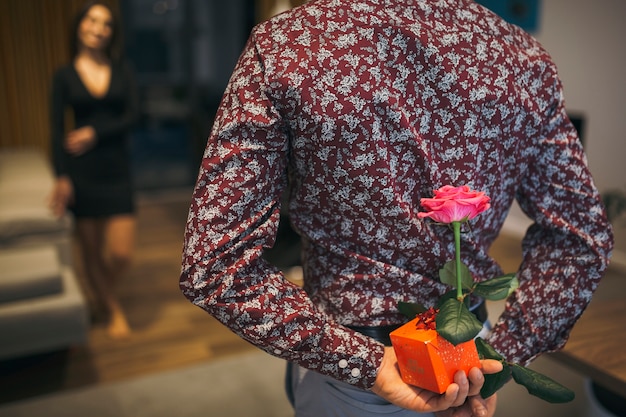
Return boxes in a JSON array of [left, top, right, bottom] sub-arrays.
[[49, 1, 139, 339]]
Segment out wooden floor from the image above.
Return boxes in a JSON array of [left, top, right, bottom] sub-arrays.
[[0, 188, 524, 405]]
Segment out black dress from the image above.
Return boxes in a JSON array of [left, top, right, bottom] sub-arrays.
[[51, 60, 139, 218]]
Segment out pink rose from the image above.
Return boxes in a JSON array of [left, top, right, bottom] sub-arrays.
[[418, 185, 491, 224]]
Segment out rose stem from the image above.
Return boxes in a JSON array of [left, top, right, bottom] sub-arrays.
[[453, 221, 463, 301]]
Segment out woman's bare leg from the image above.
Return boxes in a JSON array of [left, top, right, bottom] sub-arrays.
[[76, 214, 135, 339], [103, 214, 135, 338]]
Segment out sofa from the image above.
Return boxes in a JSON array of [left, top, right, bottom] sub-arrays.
[[0, 148, 88, 360]]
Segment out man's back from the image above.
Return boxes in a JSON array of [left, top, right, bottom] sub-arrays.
[[181, 0, 612, 398]]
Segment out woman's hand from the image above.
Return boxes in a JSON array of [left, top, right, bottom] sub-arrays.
[[372, 346, 472, 413], [48, 176, 74, 218], [64, 126, 97, 156]]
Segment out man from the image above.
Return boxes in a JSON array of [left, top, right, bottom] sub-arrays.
[[180, 1, 613, 416]]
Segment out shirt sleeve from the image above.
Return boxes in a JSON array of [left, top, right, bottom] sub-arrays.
[[50, 68, 69, 177], [486, 75, 614, 365], [179, 34, 385, 390]]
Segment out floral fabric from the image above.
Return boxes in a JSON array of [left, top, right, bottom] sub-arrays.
[[180, 0, 613, 390]]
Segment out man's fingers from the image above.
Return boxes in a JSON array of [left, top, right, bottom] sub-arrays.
[[480, 359, 504, 374], [467, 395, 489, 417], [437, 381, 462, 411], [467, 367, 485, 396], [448, 370, 469, 407]]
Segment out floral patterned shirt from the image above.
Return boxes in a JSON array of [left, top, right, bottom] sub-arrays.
[[180, 0, 613, 390]]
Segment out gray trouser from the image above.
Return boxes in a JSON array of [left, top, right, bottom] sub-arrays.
[[285, 361, 436, 417]]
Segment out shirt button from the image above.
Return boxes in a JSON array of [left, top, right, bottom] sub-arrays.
[[351, 368, 361, 377], [338, 359, 348, 369]]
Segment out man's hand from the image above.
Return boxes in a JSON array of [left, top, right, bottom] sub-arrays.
[[372, 346, 471, 413], [434, 393, 497, 417], [434, 360, 502, 417], [372, 347, 502, 415]]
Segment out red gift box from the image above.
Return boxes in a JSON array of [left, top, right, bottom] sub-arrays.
[[390, 318, 481, 394]]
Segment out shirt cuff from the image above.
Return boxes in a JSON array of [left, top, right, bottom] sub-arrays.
[[316, 326, 386, 390]]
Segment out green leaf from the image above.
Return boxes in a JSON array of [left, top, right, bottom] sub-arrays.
[[475, 337, 505, 361], [473, 274, 519, 300], [511, 364, 576, 403], [475, 338, 511, 398], [397, 301, 427, 320], [475, 339, 574, 402], [436, 298, 483, 345], [482, 363, 512, 398], [439, 260, 473, 290]]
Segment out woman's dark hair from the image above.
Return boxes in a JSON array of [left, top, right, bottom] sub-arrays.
[[70, 1, 123, 60]]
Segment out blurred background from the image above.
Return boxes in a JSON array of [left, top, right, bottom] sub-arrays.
[[0, 0, 306, 190]]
